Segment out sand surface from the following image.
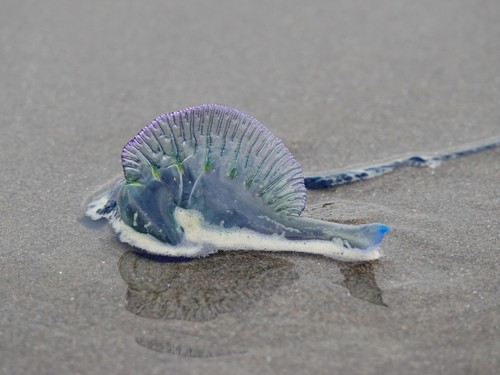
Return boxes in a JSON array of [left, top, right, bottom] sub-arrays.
[[1, 0, 499, 374]]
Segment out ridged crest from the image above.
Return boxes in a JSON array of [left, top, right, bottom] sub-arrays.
[[120, 104, 306, 216]]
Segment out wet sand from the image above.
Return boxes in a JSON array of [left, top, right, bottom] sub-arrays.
[[1, 0, 499, 374]]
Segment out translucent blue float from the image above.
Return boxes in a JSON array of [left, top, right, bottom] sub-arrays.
[[86, 104, 500, 261], [87, 104, 389, 261]]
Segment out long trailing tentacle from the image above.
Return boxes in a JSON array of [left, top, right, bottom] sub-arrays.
[[304, 138, 500, 189]]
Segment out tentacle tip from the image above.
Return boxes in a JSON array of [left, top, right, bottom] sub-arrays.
[[366, 223, 390, 250], [378, 224, 390, 234]]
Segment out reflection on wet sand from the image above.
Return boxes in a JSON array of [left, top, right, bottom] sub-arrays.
[[118, 250, 299, 321], [135, 333, 246, 357], [118, 250, 386, 356], [338, 261, 386, 306], [119, 250, 298, 356]]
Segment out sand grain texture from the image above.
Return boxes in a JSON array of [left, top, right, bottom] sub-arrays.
[[1, 0, 499, 374]]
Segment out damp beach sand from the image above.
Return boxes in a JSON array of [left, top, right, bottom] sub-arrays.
[[1, 1, 499, 374]]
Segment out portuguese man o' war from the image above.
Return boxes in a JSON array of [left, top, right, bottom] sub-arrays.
[[86, 104, 390, 262], [86, 104, 500, 261]]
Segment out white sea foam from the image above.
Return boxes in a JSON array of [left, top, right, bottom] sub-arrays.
[[85, 191, 113, 220], [101, 206, 382, 262]]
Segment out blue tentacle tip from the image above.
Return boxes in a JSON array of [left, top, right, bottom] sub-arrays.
[[378, 225, 390, 234], [370, 224, 390, 247]]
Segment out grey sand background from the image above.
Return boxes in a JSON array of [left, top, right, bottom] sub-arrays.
[[1, 0, 499, 374]]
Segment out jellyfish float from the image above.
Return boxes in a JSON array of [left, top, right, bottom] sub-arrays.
[[86, 104, 390, 261]]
